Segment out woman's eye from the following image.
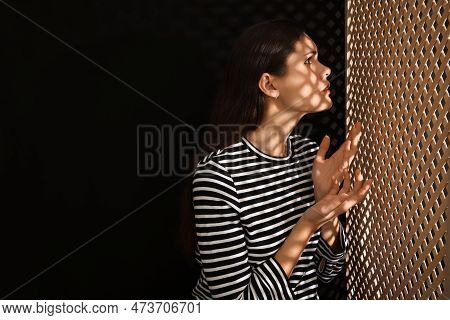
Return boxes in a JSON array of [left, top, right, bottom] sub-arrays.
[[305, 57, 312, 64]]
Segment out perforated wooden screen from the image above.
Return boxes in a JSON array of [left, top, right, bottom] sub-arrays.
[[345, 0, 449, 299]]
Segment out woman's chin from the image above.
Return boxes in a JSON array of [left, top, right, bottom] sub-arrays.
[[294, 101, 333, 113], [314, 102, 333, 112]]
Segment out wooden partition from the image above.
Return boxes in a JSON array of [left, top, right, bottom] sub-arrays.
[[345, 0, 449, 299]]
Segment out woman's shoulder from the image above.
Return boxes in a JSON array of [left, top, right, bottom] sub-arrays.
[[195, 139, 246, 170], [192, 142, 242, 195]]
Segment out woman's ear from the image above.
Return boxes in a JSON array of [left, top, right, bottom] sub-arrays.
[[258, 73, 279, 99]]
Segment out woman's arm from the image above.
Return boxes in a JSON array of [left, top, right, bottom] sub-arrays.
[[274, 215, 317, 278], [313, 219, 347, 283], [276, 168, 372, 279], [193, 159, 296, 299], [319, 217, 342, 251]]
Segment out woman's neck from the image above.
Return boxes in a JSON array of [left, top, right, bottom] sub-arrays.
[[245, 101, 306, 158]]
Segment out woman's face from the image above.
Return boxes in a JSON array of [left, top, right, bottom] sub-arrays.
[[273, 33, 332, 113]]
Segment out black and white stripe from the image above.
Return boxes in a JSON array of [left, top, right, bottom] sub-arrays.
[[191, 134, 348, 299]]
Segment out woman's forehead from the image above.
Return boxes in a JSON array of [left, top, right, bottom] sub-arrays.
[[294, 35, 318, 55], [287, 35, 318, 65]]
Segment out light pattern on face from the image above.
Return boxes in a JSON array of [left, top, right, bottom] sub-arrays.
[[275, 34, 333, 113]]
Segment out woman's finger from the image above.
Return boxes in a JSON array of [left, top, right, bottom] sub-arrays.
[[355, 179, 373, 200], [330, 173, 352, 204], [345, 179, 372, 209], [332, 171, 373, 214], [350, 122, 362, 151], [331, 166, 347, 189], [339, 169, 351, 195], [331, 181, 371, 215], [328, 175, 341, 195], [315, 135, 330, 162], [350, 168, 364, 194]]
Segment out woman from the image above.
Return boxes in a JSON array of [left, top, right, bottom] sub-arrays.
[[190, 19, 372, 299]]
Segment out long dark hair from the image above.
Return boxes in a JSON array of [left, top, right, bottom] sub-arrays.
[[210, 18, 306, 148], [178, 18, 307, 268]]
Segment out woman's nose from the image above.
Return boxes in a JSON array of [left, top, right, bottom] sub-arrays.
[[323, 66, 331, 78]]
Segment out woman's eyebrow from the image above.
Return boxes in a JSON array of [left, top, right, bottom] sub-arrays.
[[304, 50, 318, 56]]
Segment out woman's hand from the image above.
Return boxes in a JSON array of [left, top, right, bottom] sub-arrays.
[[312, 122, 362, 202], [303, 167, 373, 230]]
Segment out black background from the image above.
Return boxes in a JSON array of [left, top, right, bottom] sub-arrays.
[[1, 0, 347, 299]]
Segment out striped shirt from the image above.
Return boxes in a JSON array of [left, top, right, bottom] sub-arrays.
[[191, 133, 348, 299]]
